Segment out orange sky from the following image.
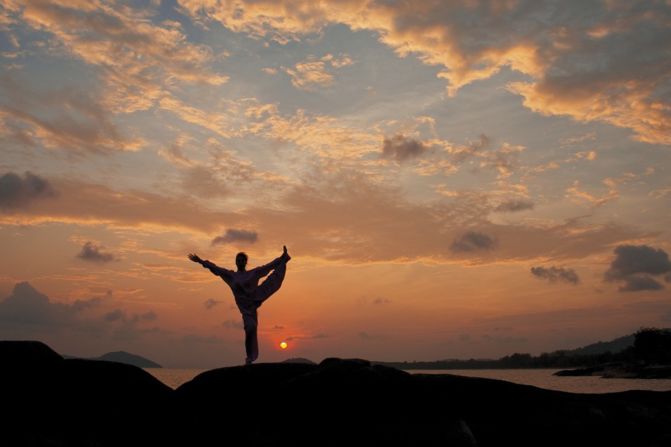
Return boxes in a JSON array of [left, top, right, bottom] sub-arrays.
[[1, 0, 670, 367]]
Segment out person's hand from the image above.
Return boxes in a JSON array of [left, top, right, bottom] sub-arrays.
[[188, 253, 202, 264]]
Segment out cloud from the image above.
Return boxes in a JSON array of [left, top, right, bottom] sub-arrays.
[[477, 143, 525, 179], [139, 311, 157, 321], [494, 199, 534, 213], [222, 319, 243, 330], [604, 245, 671, 292], [211, 229, 259, 246], [204, 299, 222, 310], [450, 231, 497, 252], [284, 57, 333, 90], [104, 309, 124, 322], [76, 241, 116, 263], [372, 297, 392, 305], [0, 171, 56, 210], [182, 166, 229, 199], [566, 180, 619, 207], [282, 53, 353, 90], [5, 0, 227, 114], [574, 151, 598, 161], [530, 266, 580, 285], [180, 0, 671, 145], [0, 281, 100, 330], [415, 135, 525, 178], [618, 275, 664, 292], [0, 169, 643, 264], [286, 333, 328, 341], [0, 76, 143, 154], [327, 53, 354, 68], [0, 175, 241, 235], [104, 308, 156, 324], [381, 135, 429, 162], [358, 331, 385, 340]]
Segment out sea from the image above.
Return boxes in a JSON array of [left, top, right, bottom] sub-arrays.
[[145, 368, 671, 393]]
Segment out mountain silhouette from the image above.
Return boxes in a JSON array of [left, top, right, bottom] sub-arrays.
[[95, 351, 162, 368]]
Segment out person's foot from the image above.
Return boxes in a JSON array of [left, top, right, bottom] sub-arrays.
[[282, 245, 291, 261]]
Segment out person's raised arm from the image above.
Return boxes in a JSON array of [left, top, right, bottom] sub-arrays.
[[188, 253, 233, 281]]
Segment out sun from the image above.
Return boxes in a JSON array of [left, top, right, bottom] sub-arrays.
[[280, 341, 288, 350]]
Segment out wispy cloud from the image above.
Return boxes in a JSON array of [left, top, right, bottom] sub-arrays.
[[180, 0, 671, 144], [282, 53, 354, 91]]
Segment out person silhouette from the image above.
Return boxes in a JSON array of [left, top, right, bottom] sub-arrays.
[[188, 246, 291, 364]]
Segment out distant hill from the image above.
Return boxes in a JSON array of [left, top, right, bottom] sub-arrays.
[[95, 351, 162, 368], [562, 334, 635, 356], [64, 351, 162, 368], [374, 329, 667, 370]]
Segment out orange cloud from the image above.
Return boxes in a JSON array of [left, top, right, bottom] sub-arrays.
[[0, 76, 143, 154], [282, 53, 355, 91], [179, 0, 671, 145], [0, 170, 641, 264], [4, 0, 227, 115], [284, 57, 335, 91]]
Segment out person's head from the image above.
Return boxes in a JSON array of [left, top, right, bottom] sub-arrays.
[[235, 252, 248, 270]]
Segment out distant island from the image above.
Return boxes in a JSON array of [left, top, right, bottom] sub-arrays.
[[554, 327, 671, 379], [65, 350, 162, 368], [373, 328, 669, 374]]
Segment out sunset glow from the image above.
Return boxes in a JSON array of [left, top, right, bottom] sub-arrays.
[[1, 0, 670, 368]]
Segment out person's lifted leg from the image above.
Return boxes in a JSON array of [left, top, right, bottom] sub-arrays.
[[255, 246, 290, 306]]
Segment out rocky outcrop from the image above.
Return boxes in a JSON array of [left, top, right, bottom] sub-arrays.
[[1, 340, 172, 446], [555, 362, 671, 379], [2, 341, 671, 446]]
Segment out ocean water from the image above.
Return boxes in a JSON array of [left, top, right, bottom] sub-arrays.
[[145, 367, 671, 393], [410, 369, 671, 394]]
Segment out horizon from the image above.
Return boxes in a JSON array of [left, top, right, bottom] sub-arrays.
[[1, 1, 671, 369], [24, 326, 659, 369]]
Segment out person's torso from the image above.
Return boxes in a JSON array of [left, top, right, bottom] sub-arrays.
[[226, 270, 260, 313]]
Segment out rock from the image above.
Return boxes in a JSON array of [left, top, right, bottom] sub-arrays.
[[0, 340, 63, 368], [3, 341, 671, 447], [556, 362, 671, 379], [554, 365, 606, 376], [1, 341, 172, 447]]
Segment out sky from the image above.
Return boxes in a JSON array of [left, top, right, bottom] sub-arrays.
[[1, 0, 671, 368]]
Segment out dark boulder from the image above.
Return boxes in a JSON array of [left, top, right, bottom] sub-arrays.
[[1, 341, 172, 447]]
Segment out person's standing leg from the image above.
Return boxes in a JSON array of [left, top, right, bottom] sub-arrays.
[[243, 311, 259, 364], [255, 260, 287, 306]]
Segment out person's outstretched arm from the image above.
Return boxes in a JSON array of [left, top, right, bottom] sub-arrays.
[[188, 253, 233, 282]]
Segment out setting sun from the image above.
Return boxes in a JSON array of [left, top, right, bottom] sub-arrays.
[[280, 341, 288, 350]]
